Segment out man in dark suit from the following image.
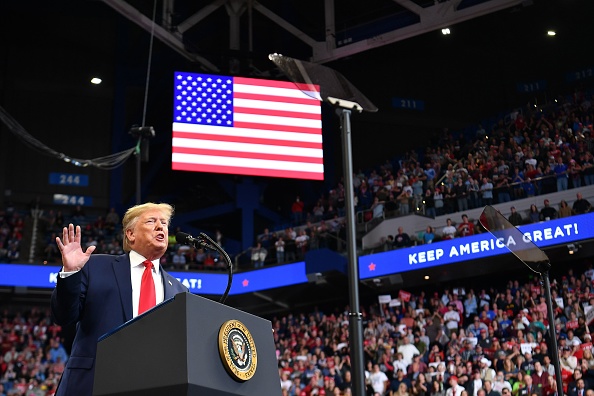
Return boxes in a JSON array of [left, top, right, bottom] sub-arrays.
[[484, 379, 502, 396], [465, 369, 482, 396], [568, 369, 590, 396], [568, 378, 586, 396], [51, 203, 188, 396], [519, 375, 541, 396]]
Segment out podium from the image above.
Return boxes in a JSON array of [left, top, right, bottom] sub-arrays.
[[93, 292, 281, 396]]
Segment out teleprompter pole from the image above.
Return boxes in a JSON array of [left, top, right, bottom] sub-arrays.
[[540, 265, 564, 396], [338, 107, 366, 396]]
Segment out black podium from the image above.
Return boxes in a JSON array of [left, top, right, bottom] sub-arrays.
[[93, 292, 281, 396]]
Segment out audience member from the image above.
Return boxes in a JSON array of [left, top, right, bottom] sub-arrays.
[[251, 242, 267, 268], [572, 193, 592, 215], [394, 227, 412, 249], [558, 200, 572, 218], [539, 200, 557, 221], [442, 219, 457, 240], [508, 207, 523, 227], [457, 214, 474, 237]]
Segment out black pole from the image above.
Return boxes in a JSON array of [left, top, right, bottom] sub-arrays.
[[338, 108, 366, 396], [541, 270, 564, 396]]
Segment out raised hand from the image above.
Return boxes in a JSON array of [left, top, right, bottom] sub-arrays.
[[56, 223, 96, 272]]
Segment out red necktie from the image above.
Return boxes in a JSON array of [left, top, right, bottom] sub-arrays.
[[138, 260, 156, 315]]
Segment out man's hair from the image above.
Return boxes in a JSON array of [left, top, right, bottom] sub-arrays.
[[122, 202, 174, 252]]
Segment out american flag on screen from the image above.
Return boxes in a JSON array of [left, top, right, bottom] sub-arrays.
[[171, 71, 324, 180]]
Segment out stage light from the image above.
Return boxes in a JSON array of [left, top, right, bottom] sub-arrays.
[[90, 77, 102, 85]]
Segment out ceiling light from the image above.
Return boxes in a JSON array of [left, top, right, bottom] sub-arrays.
[[547, 30, 556, 36], [441, 28, 451, 35], [90, 77, 102, 85], [424, 275, 430, 280]]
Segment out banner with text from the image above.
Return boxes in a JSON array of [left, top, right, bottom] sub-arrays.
[[359, 213, 594, 280], [0, 262, 308, 295]]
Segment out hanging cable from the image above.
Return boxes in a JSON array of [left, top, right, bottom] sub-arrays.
[[0, 1, 159, 172], [0, 105, 135, 170]]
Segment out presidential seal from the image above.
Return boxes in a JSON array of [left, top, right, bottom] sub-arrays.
[[218, 319, 257, 381]]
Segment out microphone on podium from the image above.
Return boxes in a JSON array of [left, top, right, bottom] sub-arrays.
[[175, 232, 213, 250], [175, 231, 233, 303]]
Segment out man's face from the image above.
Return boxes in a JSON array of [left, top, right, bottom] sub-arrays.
[[544, 356, 550, 365], [126, 209, 169, 260]]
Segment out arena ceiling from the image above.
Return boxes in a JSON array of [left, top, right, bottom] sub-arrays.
[[101, 0, 526, 72]]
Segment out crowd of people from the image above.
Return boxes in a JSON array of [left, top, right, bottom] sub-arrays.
[[28, 184, 593, 271], [2, 261, 594, 395], [5, 88, 584, 269], [247, 89, 594, 265], [347, 91, 594, 222], [0, 205, 25, 264], [279, 89, 594, 226], [39, 206, 123, 264], [0, 308, 64, 395], [273, 262, 594, 396], [378, 192, 592, 250]]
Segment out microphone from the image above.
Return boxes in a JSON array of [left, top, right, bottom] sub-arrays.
[[175, 231, 233, 304], [176, 231, 219, 251], [176, 232, 208, 248]]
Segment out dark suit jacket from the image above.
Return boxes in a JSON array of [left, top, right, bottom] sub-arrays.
[[464, 379, 482, 396], [519, 385, 541, 396], [567, 381, 589, 396], [51, 253, 188, 396]]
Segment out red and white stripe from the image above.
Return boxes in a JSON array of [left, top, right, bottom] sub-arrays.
[[172, 77, 324, 180]]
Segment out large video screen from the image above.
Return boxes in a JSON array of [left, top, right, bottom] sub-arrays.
[[172, 72, 324, 180]]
